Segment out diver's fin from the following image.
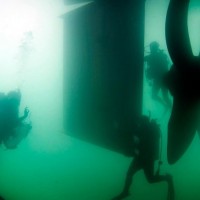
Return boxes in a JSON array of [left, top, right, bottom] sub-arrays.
[[167, 98, 197, 164]]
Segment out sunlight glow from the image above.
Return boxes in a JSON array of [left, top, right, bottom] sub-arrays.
[[0, 3, 39, 41]]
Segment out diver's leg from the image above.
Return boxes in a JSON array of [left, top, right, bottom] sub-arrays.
[[152, 81, 166, 106], [143, 160, 159, 183], [143, 161, 175, 200], [112, 159, 140, 200], [161, 87, 172, 107]]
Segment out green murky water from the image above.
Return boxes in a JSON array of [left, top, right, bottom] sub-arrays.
[[0, 0, 200, 200]]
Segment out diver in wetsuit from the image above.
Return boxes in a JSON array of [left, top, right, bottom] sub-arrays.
[[112, 115, 174, 200], [144, 41, 171, 108], [0, 90, 31, 149]]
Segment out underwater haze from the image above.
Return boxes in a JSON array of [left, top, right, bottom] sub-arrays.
[[0, 0, 200, 200]]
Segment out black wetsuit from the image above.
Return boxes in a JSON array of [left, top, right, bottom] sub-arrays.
[[112, 119, 174, 200]]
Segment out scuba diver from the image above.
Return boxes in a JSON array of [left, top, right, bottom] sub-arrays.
[[112, 115, 174, 200], [144, 41, 171, 108], [0, 90, 32, 149]]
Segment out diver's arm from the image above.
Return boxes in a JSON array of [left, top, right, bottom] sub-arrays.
[[18, 107, 29, 122]]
